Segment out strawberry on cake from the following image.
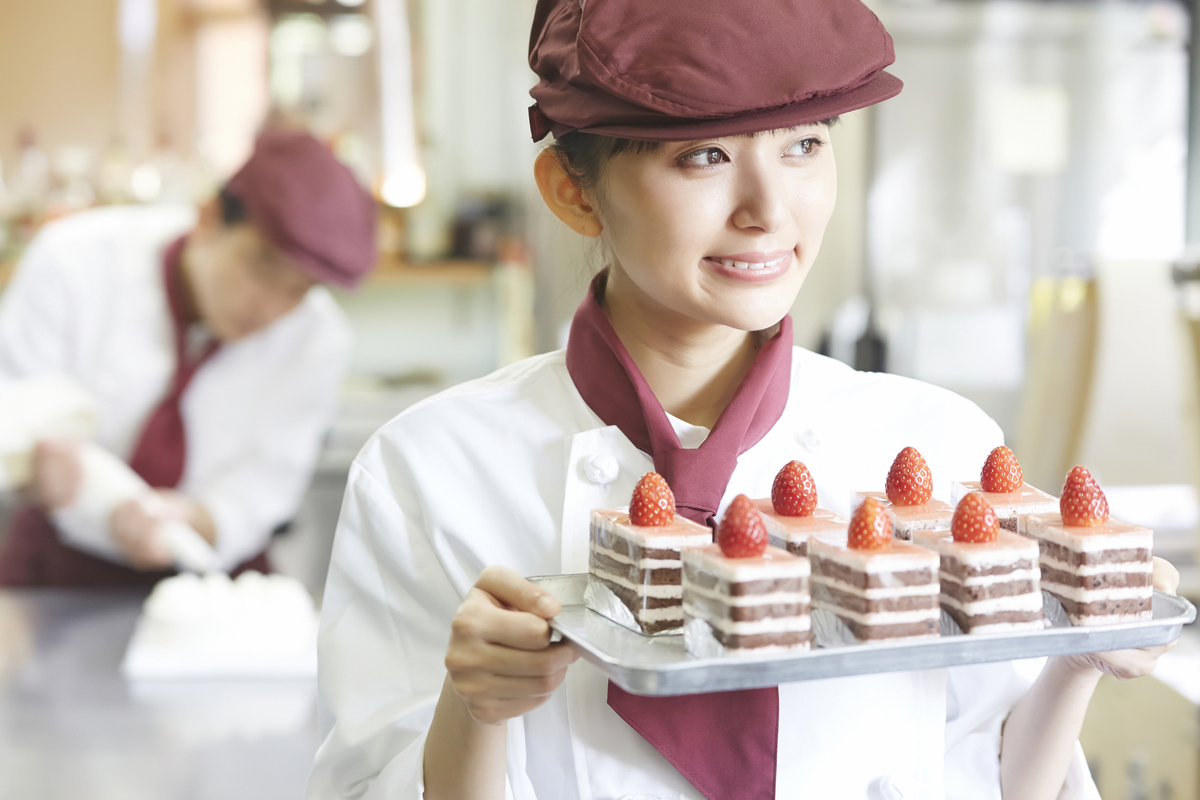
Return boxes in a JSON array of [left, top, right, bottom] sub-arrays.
[[809, 496, 940, 642], [914, 492, 1043, 634], [1020, 467, 1153, 626], [953, 446, 1057, 532], [753, 460, 848, 556], [586, 472, 713, 635], [682, 495, 812, 656], [857, 446, 954, 541]]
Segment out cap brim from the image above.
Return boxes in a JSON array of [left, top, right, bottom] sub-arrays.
[[563, 70, 902, 142]]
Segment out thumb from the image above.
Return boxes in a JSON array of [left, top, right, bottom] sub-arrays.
[[475, 565, 561, 619]]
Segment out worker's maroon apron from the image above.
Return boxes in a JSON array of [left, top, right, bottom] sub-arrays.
[[0, 237, 270, 588], [565, 269, 792, 800]]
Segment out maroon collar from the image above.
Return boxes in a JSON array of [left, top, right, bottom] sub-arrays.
[[565, 269, 793, 525]]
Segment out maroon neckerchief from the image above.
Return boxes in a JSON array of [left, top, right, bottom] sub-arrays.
[[565, 269, 793, 800], [127, 236, 221, 488]]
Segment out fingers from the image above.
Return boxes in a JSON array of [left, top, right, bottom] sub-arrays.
[[455, 589, 559, 650], [30, 439, 83, 510], [110, 499, 173, 570], [475, 565, 562, 619], [1151, 557, 1180, 595]]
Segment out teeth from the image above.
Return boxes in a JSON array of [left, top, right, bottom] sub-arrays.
[[716, 256, 788, 270]]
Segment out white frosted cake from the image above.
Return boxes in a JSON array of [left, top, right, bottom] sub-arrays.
[[1020, 513, 1153, 625], [913, 528, 1043, 633], [682, 543, 811, 656], [587, 507, 713, 634], [753, 499, 847, 556], [954, 481, 1057, 532], [855, 491, 954, 541], [808, 538, 940, 642]]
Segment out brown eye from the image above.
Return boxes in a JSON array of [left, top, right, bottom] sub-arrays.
[[682, 147, 729, 167], [786, 138, 822, 157]]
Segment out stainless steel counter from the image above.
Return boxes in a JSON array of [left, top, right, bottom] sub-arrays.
[[0, 590, 319, 800]]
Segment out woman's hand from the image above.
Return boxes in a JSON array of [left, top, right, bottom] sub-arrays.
[[444, 565, 579, 725], [1060, 556, 1181, 679], [26, 440, 83, 510], [110, 490, 216, 571]]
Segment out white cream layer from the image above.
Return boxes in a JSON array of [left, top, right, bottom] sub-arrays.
[[811, 601, 940, 625], [591, 508, 713, 548], [964, 619, 1047, 634], [808, 540, 938, 574], [1023, 514, 1152, 552], [633, 606, 685, 622], [1040, 555, 1154, 576], [683, 618, 809, 658], [681, 545, 809, 581], [1042, 581, 1153, 603], [592, 545, 681, 570], [941, 591, 1043, 616], [683, 604, 811, 634], [589, 567, 683, 599], [683, 582, 809, 606], [939, 568, 1040, 588], [811, 574, 938, 600], [913, 529, 1039, 568]]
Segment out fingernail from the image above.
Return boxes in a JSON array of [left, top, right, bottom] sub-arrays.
[[535, 595, 559, 617]]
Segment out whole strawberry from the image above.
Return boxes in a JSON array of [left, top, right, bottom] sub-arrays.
[[885, 446, 933, 506], [848, 496, 893, 550], [772, 460, 818, 517], [980, 446, 1023, 494], [718, 495, 768, 558], [629, 472, 675, 526], [951, 492, 999, 543], [1060, 466, 1109, 527]]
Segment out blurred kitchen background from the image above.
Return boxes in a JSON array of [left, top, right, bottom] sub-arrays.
[[2, 0, 1200, 798]]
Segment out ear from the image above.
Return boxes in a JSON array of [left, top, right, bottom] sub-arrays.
[[534, 148, 603, 238]]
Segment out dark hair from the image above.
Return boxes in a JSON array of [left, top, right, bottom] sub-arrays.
[[218, 187, 248, 226], [550, 117, 841, 193]]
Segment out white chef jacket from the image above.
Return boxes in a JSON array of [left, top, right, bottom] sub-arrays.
[[309, 348, 1101, 800], [0, 205, 352, 570]]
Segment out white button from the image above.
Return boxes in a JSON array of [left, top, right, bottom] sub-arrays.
[[796, 428, 820, 452], [584, 454, 620, 485]]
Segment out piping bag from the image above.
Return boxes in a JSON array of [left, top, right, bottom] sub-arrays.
[[52, 443, 221, 574]]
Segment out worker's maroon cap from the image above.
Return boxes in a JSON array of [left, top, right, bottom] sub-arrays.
[[528, 0, 902, 142], [226, 129, 377, 288]]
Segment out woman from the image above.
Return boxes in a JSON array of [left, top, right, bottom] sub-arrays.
[[309, 1, 1177, 798]]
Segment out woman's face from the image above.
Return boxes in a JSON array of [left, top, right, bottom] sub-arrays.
[[596, 124, 836, 332]]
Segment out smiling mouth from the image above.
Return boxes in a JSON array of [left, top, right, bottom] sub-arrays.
[[706, 255, 789, 271]]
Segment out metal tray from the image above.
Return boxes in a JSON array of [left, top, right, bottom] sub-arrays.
[[532, 573, 1196, 696]]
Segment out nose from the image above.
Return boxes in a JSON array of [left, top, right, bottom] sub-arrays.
[[729, 155, 788, 234]]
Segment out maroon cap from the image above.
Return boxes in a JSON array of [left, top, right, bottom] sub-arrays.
[[528, 0, 902, 142], [226, 129, 377, 288]]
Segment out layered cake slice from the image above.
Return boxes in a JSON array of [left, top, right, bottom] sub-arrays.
[[586, 472, 712, 635], [857, 447, 953, 541], [683, 495, 811, 656], [808, 496, 940, 642], [1021, 467, 1153, 626], [913, 492, 1043, 634], [754, 460, 847, 555], [953, 446, 1057, 532]]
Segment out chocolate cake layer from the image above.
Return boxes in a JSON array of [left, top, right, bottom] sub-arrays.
[[1056, 595, 1152, 617], [708, 626, 811, 649], [1040, 566, 1152, 591], [592, 574, 679, 610], [683, 567, 806, 597], [1040, 542, 1151, 567], [638, 618, 684, 635], [945, 606, 1042, 631], [589, 552, 681, 585], [836, 615, 939, 640], [941, 578, 1037, 604], [999, 517, 1018, 532], [939, 559, 1036, 582], [686, 593, 809, 622], [767, 537, 807, 557], [812, 559, 934, 589], [590, 522, 692, 562], [812, 583, 938, 615]]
